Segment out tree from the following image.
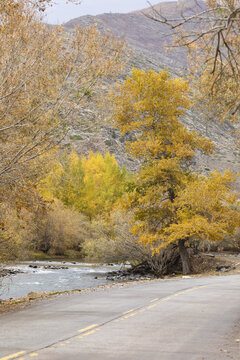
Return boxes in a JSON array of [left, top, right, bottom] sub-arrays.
[[146, 0, 240, 121], [0, 0, 125, 262], [81, 152, 130, 219], [161, 170, 239, 273], [40, 151, 85, 208], [113, 68, 239, 274], [0, 0, 124, 201], [39, 151, 130, 220]]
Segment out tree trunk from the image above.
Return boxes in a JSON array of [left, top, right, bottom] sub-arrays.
[[178, 239, 192, 275]]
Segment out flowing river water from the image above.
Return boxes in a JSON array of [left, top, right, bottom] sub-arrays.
[[0, 261, 122, 300]]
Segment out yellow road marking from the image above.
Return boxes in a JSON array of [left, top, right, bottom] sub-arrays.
[[125, 312, 138, 318], [147, 304, 157, 309], [29, 354, 38, 358], [78, 328, 100, 339], [157, 285, 211, 302], [78, 324, 98, 333], [0, 351, 26, 360], [128, 313, 137, 317], [65, 341, 70, 344], [161, 296, 172, 302], [174, 289, 192, 296], [171, 285, 209, 298], [150, 298, 159, 303], [123, 308, 136, 315], [138, 308, 147, 313], [60, 344, 65, 346]]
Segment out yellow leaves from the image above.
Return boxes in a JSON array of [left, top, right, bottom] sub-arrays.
[[80, 151, 130, 218], [164, 170, 240, 245], [39, 151, 130, 220], [176, 170, 238, 213], [113, 68, 239, 253], [128, 169, 239, 251], [113, 68, 213, 165], [163, 215, 225, 246], [113, 69, 190, 134]]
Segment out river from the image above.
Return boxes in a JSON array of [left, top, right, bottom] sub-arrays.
[[0, 261, 122, 300]]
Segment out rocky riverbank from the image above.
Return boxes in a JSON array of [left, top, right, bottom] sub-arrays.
[[106, 270, 155, 282], [0, 268, 24, 277]]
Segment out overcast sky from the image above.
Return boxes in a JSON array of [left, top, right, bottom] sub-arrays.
[[45, 0, 162, 24]]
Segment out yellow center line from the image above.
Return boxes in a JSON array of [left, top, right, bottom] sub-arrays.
[[78, 328, 100, 339], [146, 304, 157, 309], [0, 351, 26, 360], [127, 312, 138, 317], [161, 296, 172, 302], [150, 298, 159, 303], [6, 284, 219, 360], [122, 308, 136, 315], [108, 285, 212, 325], [138, 308, 147, 313], [78, 324, 98, 333]]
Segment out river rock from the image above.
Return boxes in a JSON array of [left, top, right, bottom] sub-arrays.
[[43, 265, 69, 270]]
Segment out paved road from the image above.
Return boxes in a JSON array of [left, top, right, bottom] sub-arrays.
[[0, 275, 240, 360]]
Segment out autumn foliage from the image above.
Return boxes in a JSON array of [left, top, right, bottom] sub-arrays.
[[113, 69, 240, 274], [0, 0, 239, 272], [0, 0, 125, 261], [39, 151, 130, 220]]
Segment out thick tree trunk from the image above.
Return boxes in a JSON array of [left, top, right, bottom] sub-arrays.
[[178, 239, 192, 275]]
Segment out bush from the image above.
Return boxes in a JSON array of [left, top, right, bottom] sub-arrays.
[[82, 209, 181, 276], [0, 203, 32, 262], [33, 200, 89, 256]]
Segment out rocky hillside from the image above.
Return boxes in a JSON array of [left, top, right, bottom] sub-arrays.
[[65, 0, 206, 72], [63, 1, 240, 186]]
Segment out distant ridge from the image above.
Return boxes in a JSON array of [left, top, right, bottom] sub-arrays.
[[64, 0, 205, 71], [134, 0, 202, 14]]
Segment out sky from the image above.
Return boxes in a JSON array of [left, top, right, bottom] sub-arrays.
[[45, 0, 162, 24]]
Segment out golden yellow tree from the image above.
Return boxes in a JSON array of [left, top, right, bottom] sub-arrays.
[[39, 151, 130, 220], [113, 68, 239, 274], [81, 152, 130, 219]]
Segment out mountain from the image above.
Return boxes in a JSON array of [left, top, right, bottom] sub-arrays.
[[63, 1, 240, 187]]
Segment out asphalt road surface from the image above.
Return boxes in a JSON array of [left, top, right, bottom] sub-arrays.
[[0, 274, 240, 360]]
